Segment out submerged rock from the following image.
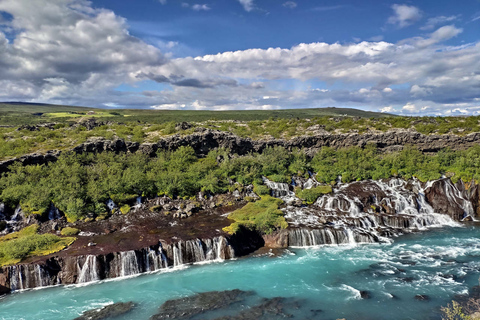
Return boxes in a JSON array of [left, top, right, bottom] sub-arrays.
[[73, 301, 135, 320], [214, 297, 296, 320], [414, 294, 430, 301], [150, 289, 254, 320]]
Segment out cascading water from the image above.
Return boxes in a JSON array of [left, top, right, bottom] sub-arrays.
[[282, 178, 463, 247], [77, 255, 100, 283]]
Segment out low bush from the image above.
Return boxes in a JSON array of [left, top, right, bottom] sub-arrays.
[[223, 196, 287, 235], [295, 185, 333, 204], [60, 227, 80, 236]]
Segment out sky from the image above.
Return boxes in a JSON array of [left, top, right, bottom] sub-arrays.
[[0, 0, 479, 115]]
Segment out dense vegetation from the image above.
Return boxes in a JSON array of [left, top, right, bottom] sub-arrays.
[[2, 144, 480, 223], [223, 196, 287, 235], [0, 224, 75, 266]]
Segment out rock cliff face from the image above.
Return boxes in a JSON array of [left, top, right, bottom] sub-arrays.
[[2, 129, 480, 173], [0, 236, 236, 293]]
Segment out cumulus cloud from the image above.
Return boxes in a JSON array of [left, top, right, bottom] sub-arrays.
[[283, 2, 297, 9], [0, 0, 166, 104], [388, 4, 422, 28], [238, 0, 254, 12]]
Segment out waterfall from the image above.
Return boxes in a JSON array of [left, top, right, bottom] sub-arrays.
[[77, 255, 99, 283], [285, 178, 463, 248], [288, 227, 376, 247], [9, 265, 24, 291], [262, 177, 296, 202], [0, 202, 5, 220], [120, 251, 140, 277], [48, 205, 62, 220], [106, 199, 116, 211]]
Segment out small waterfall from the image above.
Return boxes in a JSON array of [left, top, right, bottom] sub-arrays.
[[120, 251, 140, 277], [172, 242, 183, 267], [144, 246, 167, 272], [48, 205, 62, 220], [106, 199, 116, 211], [288, 228, 376, 247], [0, 202, 5, 220], [263, 177, 296, 202], [77, 255, 99, 283], [443, 179, 474, 217], [9, 265, 24, 291], [133, 196, 142, 211]]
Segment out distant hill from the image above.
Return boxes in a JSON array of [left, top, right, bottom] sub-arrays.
[[0, 102, 391, 125]]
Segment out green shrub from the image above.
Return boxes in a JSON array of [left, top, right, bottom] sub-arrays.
[[120, 204, 131, 215], [223, 195, 287, 235], [295, 185, 333, 204], [253, 183, 270, 196], [60, 227, 80, 236]]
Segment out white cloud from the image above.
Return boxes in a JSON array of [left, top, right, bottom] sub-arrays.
[[238, 0, 254, 12], [283, 1, 297, 9], [388, 4, 422, 28], [192, 4, 210, 11], [159, 0, 167, 4], [0, 0, 166, 104], [383, 88, 393, 93], [380, 106, 394, 113], [416, 25, 463, 47], [420, 15, 459, 30], [402, 103, 417, 112]]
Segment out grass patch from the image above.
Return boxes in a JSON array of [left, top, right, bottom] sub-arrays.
[[295, 185, 333, 204], [0, 224, 76, 266], [223, 195, 288, 235], [60, 227, 80, 236]]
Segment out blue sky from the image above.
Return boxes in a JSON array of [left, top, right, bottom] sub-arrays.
[[0, 0, 479, 115]]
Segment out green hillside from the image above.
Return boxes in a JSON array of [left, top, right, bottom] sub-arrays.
[[0, 102, 391, 126]]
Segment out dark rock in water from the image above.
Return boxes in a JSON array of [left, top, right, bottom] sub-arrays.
[[398, 277, 416, 283], [414, 294, 430, 301], [151, 289, 253, 320], [360, 290, 371, 299], [213, 297, 296, 320], [310, 309, 323, 316], [73, 301, 135, 320]]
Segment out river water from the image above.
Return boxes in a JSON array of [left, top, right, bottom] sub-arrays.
[[1, 225, 479, 320]]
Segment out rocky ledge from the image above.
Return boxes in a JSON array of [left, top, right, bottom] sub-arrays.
[[2, 128, 480, 173]]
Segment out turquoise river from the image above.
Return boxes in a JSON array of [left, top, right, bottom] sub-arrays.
[[1, 225, 480, 320]]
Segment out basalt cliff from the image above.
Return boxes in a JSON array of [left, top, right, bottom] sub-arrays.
[[2, 128, 480, 173]]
